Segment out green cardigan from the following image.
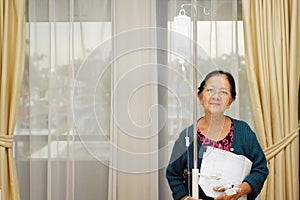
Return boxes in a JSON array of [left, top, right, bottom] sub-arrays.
[[166, 118, 269, 200]]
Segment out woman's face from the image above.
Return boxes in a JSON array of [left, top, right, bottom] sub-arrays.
[[199, 75, 234, 115]]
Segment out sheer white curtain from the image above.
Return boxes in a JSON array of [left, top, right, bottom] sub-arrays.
[[16, 0, 159, 199], [15, 0, 250, 200], [108, 0, 159, 199], [15, 0, 112, 199]]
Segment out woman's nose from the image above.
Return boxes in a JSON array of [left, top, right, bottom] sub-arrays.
[[211, 91, 221, 99]]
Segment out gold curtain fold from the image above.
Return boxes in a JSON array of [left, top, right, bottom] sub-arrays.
[[264, 128, 299, 161], [242, 0, 299, 199], [0, 0, 25, 199]]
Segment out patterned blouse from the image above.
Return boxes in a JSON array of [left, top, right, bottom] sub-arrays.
[[197, 122, 234, 151]]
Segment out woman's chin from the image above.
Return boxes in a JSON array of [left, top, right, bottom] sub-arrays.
[[208, 107, 224, 115]]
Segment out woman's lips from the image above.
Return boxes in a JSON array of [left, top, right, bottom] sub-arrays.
[[209, 102, 220, 105]]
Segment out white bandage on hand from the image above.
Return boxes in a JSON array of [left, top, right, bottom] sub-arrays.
[[225, 187, 241, 196]]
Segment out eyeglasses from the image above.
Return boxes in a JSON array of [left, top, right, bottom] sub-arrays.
[[204, 87, 230, 98]]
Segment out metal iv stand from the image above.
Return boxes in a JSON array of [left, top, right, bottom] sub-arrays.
[[177, 2, 210, 199]]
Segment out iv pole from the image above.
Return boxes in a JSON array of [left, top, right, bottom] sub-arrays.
[[177, 2, 210, 199]]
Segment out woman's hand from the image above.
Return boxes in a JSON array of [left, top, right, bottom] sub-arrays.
[[213, 182, 252, 200], [214, 189, 241, 200], [214, 194, 237, 200]]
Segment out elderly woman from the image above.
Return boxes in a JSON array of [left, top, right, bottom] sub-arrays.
[[166, 70, 268, 200]]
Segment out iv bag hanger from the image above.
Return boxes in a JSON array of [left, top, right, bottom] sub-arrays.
[[179, 3, 210, 16], [174, 3, 210, 200]]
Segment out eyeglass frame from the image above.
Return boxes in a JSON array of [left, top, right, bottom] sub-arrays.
[[202, 86, 231, 98]]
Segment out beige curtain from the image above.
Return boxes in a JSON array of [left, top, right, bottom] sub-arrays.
[[242, 0, 299, 199], [108, 0, 159, 199], [0, 0, 25, 200]]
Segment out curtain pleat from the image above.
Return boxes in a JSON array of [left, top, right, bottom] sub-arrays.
[[0, 0, 25, 199], [242, 0, 299, 199], [109, 0, 159, 199], [263, 128, 299, 161]]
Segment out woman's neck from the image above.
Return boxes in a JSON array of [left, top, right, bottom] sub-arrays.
[[199, 114, 228, 140], [203, 114, 226, 124]]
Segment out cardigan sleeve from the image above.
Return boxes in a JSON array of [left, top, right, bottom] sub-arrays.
[[236, 121, 269, 199]]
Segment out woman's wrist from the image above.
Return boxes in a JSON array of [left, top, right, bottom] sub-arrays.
[[237, 182, 252, 196]]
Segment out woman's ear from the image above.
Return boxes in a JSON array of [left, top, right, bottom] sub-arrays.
[[198, 93, 204, 105], [226, 98, 234, 108]]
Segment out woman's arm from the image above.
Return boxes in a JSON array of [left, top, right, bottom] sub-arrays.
[[166, 126, 194, 200], [234, 120, 269, 199]]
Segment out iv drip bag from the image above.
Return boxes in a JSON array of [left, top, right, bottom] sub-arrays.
[[172, 9, 191, 63]]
